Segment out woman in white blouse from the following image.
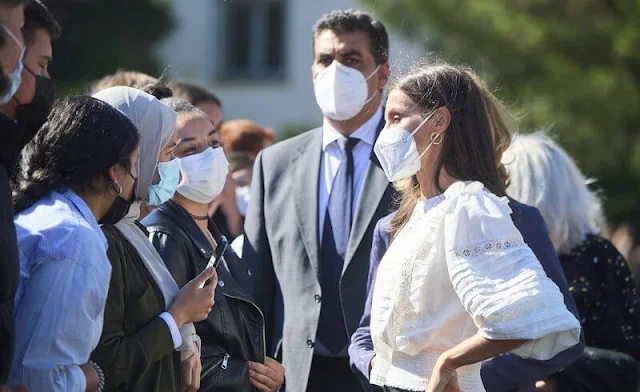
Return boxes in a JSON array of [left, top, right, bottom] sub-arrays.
[[369, 64, 581, 392]]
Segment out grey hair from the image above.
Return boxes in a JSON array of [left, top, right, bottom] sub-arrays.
[[502, 132, 604, 254]]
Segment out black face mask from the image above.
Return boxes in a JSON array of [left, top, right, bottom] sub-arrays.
[[15, 74, 55, 147], [99, 173, 138, 225], [99, 193, 136, 225]]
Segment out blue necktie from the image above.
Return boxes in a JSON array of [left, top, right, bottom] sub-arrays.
[[318, 137, 359, 355]]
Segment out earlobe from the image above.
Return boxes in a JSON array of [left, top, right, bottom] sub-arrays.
[[106, 165, 123, 196]]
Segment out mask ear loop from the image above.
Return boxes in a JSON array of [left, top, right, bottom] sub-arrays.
[[403, 110, 438, 144], [363, 65, 383, 106]]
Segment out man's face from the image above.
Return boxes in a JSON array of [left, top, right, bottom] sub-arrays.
[[0, 4, 24, 75], [311, 29, 387, 98], [14, 28, 52, 104]]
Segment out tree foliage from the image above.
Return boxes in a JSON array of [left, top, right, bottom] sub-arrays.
[[45, 0, 174, 92], [363, 0, 640, 230]]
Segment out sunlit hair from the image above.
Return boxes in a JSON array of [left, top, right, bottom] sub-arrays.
[[220, 119, 275, 157], [388, 63, 513, 238], [502, 132, 604, 254], [89, 70, 157, 95]]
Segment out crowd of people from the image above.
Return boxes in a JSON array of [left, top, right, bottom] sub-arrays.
[[0, 2, 639, 392]]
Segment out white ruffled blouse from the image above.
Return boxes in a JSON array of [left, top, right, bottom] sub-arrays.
[[370, 181, 581, 391]]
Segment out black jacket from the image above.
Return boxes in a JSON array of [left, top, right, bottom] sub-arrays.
[[0, 112, 19, 383], [142, 201, 265, 392]]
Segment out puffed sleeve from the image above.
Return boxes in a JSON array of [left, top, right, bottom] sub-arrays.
[[443, 182, 581, 360]]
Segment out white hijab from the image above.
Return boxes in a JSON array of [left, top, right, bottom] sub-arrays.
[[94, 87, 199, 358]]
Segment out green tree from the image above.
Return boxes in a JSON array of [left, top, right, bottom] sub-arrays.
[[46, 0, 174, 93], [363, 0, 640, 231]]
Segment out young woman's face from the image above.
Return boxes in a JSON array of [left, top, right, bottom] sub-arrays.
[[152, 126, 179, 185], [173, 113, 220, 159], [158, 126, 178, 164]]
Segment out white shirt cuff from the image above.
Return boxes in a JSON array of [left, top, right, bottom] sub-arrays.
[[159, 312, 183, 349]]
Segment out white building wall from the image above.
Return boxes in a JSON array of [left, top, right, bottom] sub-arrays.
[[159, 0, 425, 134]]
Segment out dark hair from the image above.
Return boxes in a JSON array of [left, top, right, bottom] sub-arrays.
[[134, 80, 173, 100], [313, 9, 389, 65], [388, 64, 512, 237], [168, 81, 222, 108], [13, 96, 140, 214], [22, 0, 61, 46]]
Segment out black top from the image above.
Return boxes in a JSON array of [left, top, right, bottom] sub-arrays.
[[0, 111, 19, 383], [560, 234, 640, 359], [142, 200, 264, 392]]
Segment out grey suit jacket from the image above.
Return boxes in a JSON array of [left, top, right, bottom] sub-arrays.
[[240, 120, 396, 391]]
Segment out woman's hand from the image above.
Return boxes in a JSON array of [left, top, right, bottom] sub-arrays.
[[181, 344, 202, 392], [426, 356, 461, 392], [169, 267, 217, 328], [248, 357, 285, 392]]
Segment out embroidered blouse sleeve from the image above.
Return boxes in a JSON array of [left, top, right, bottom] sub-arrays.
[[443, 184, 581, 360]]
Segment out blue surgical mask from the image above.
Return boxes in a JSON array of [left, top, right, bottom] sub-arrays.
[[147, 159, 180, 206], [0, 24, 25, 104]]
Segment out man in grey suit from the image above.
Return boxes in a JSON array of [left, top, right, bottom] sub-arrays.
[[241, 10, 395, 392]]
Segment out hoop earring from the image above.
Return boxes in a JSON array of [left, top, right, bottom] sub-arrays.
[[110, 182, 123, 196], [431, 132, 443, 145]]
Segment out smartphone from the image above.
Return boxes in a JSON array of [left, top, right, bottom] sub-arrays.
[[203, 235, 228, 287]]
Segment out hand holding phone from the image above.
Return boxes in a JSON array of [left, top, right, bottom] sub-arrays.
[[201, 235, 229, 287]]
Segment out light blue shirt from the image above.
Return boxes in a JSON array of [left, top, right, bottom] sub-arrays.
[[10, 190, 111, 391]]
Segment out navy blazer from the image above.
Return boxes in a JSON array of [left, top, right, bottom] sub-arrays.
[[348, 199, 585, 392]]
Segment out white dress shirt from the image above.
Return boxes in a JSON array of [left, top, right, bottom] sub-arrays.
[[319, 105, 383, 243]]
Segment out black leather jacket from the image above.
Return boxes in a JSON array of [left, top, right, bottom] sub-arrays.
[[142, 201, 265, 392]]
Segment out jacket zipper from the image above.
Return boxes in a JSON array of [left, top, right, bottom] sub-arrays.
[[221, 353, 230, 370], [202, 353, 228, 380], [222, 292, 267, 358]]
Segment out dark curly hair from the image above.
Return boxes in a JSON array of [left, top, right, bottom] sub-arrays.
[[134, 80, 173, 100], [13, 96, 140, 214]]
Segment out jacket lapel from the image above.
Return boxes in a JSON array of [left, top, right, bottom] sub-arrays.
[[291, 129, 323, 279], [344, 117, 390, 272]]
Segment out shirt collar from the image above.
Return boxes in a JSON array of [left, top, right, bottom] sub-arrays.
[[322, 105, 383, 151], [61, 189, 108, 249]]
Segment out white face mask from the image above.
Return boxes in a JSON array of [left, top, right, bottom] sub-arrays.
[[177, 147, 229, 204], [374, 111, 441, 182], [313, 61, 380, 121], [235, 185, 250, 217]]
